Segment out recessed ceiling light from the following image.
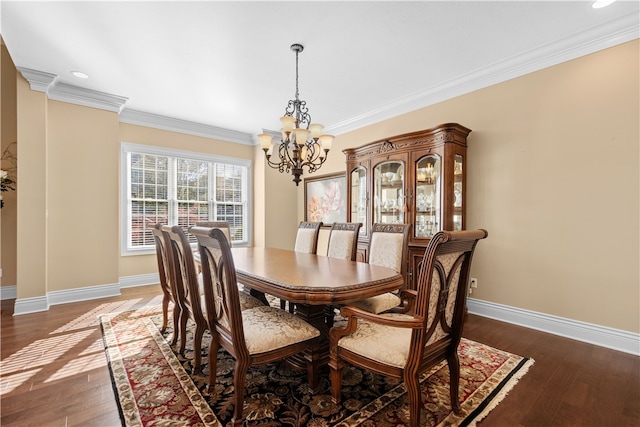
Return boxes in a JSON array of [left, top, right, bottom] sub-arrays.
[[592, 0, 616, 9], [71, 71, 89, 79]]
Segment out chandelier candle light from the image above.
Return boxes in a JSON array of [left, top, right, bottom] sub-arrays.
[[258, 44, 333, 186]]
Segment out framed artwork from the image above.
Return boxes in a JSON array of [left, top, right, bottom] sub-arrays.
[[304, 172, 347, 223]]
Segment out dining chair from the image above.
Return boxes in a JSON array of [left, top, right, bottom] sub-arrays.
[[193, 221, 232, 268], [190, 226, 321, 427], [325, 222, 362, 326], [349, 223, 411, 314], [162, 225, 264, 372], [195, 221, 268, 305], [281, 221, 324, 313], [329, 229, 488, 427], [326, 222, 362, 261], [293, 221, 324, 253], [161, 225, 209, 371], [148, 222, 180, 344], [195, 221, 232, 243]]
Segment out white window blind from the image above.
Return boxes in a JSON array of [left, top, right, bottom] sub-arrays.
[[121, 142, 251, 255]]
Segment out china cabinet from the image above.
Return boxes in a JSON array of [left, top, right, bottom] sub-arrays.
[[344, 123, 471, 289]]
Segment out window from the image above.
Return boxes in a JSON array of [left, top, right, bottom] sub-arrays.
[[121, 142, 251, 255]]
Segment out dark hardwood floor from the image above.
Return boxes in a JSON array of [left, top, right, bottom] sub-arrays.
[[1, 285, 638, 426]]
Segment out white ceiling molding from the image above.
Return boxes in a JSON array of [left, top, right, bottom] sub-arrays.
[[17, 66, 128, 113], [326, 12, 640, 136], [47, 82, 128, 113], [119, 109, 254, 146], [17, 67, 57, 92]]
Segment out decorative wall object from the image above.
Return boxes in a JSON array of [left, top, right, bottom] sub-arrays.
[[304, 172, 347, 223]]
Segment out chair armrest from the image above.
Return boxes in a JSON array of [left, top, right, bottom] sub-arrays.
[[388, 289, 418, 314], [330, 304, 423, 343]]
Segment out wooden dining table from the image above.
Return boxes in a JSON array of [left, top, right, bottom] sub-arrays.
[[230, 246, 404, 390]]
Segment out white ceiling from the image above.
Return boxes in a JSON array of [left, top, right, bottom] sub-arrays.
[[2, 1, 638, 144]]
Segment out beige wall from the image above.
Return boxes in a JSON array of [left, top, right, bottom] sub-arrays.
[[6, 39, 638, 334], [16, 76, 48, 299], [301, 40, 639, 333], [47, 101, 120, 291], [1, 41, 18, 289]]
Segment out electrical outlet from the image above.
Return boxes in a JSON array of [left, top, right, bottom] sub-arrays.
[[470, 277, 478, 288]]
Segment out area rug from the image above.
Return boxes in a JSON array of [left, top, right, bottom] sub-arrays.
[[100, 305, 533, 426]]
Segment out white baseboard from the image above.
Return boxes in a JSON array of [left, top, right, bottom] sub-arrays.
[[467, 298, 640, 356], [13, 282, 121, 316], [10, 275, 159, 316], [119, 273, 159, 288], [1, 285, 17, 300], [13, 295, 49, 315], [47, 283, 121, 306]]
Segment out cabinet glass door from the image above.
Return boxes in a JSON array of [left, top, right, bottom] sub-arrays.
[[415, 155, 441, 238], [374, 161, 404, 225], [453, 154, 463, 231], [350, 166, 367, 235]]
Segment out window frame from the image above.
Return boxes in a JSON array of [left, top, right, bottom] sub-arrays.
[[120, 142, 252, 256]]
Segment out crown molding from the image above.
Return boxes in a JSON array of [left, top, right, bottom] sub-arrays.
[[326, 12, 640, 136], [16, 67, 57, 92], [119, 109, 254, 145], [47, 82, 128, 113], [17, 67, 128, 113]]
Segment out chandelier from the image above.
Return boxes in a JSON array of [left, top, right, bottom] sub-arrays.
[[258, 44, 333, 186]]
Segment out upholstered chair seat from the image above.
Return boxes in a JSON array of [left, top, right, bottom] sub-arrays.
[[213, 305, 320, 353], [238, 292, 266, 311], [333, 309, 449, 369], [349, 292, 402, 315]]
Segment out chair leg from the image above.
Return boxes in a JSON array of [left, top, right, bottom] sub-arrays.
[[306, 349, 321, 392], [231, 359, 249, 427], [329, 360, 343, 404], [289, 301, 295, 313], [448, 351, 462, 414], [179, 311, 188, 354], [207, 334, 220, 393], [161, 296, 169, 332], [170, 304, 181, 346], [193, 324, 206, 373], [404, 373, 421, 427]]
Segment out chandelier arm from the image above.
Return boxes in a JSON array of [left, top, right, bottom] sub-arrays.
[[264, 153, 286, 172], [307, 141, 323, 163], [304, 153, 328, 173]]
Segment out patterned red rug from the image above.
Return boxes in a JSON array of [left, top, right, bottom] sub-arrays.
[[100, 305, 533, 426]]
